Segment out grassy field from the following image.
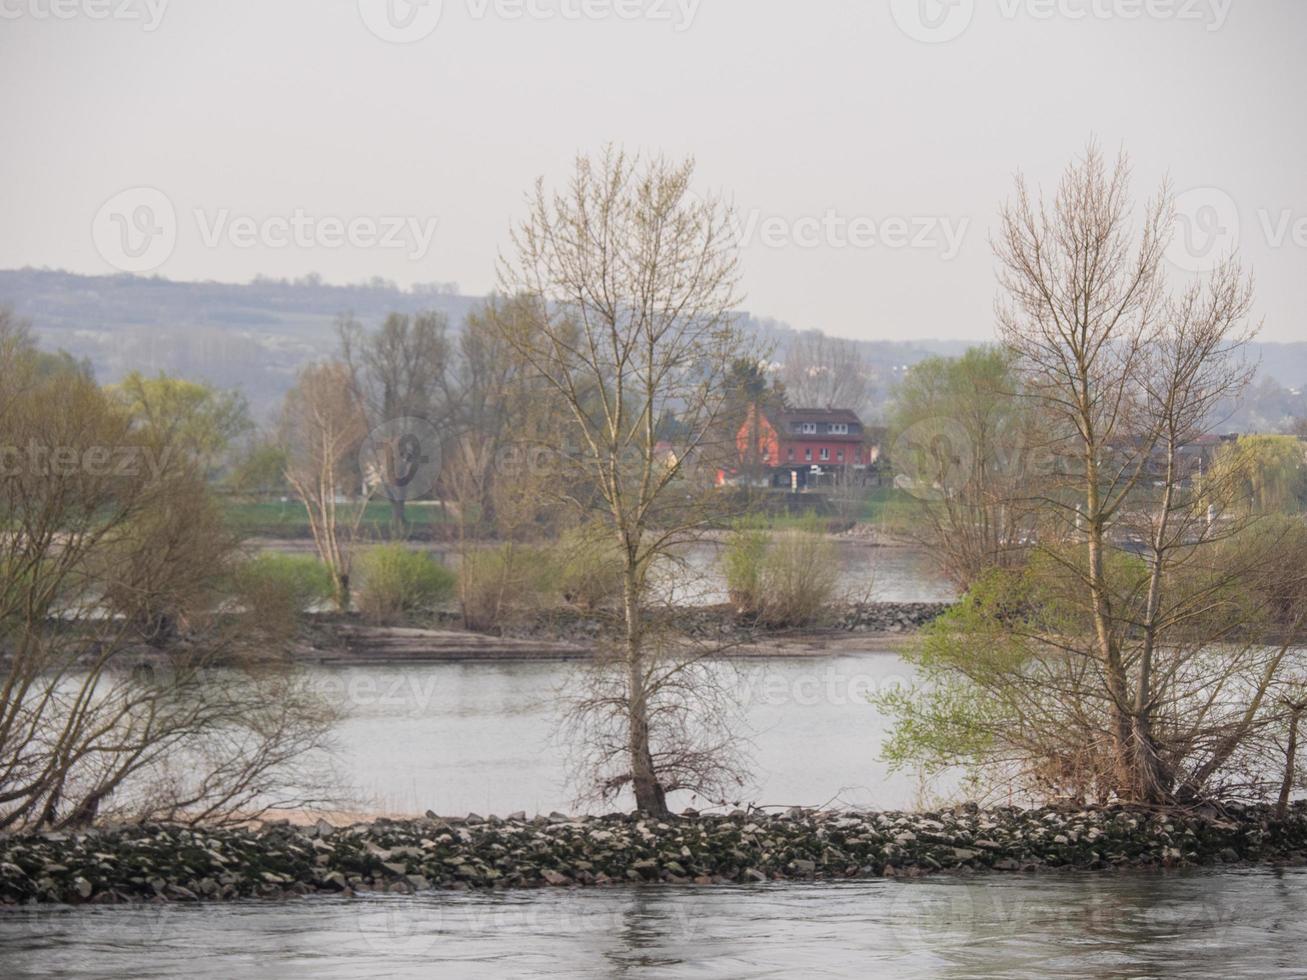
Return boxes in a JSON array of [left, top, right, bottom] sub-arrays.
[[223, 499, 456, 537], [225, 487, 911, 538]]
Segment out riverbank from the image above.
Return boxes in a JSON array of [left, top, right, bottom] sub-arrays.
[[293, 602, 950, 663], [4, 803, 1305, 905]]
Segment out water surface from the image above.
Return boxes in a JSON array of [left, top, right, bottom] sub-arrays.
[[3, 869, 1302, 978]]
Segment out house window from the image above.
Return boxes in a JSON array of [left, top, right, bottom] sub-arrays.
[[800, 422, 817, 434], [837, 450, 844, 462], [820, 448, 830, 461], [829, 423, 849, 435], [787, 448, 795, 460], [804, 448, 812, 461]]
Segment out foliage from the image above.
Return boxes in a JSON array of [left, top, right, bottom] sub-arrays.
[[722, 518, 769, 613], [356, 545, 456, 623], [0, 332, 335, 830], [1210, 435, 1307, 514], [886, 345, 1038, 588], [229, 553, 335, 634], [723, 517, 839, 626], [758, 518, 841, 626], [457, 543, 553, 631], [552, 525, 626, 611], [112, 371, 252, 477]]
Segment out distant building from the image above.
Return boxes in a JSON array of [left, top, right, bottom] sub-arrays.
[[736, 407, 878, 488]]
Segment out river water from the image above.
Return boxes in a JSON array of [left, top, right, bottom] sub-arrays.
[[326, 654, 938, 817], [3, 869, 1304, 978], [9, 552, 1305, 977]]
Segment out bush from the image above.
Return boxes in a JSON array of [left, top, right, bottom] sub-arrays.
[[553, 526, 625, 610], [721, 517, 838, 626], [458, 543, 553, 631], [759, 520, 839, 626], [356, 545, 455, 624], [230, 553, 334, 635], [723, 519, 769, 613]]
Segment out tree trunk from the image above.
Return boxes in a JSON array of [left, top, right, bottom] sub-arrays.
[[1085, 480, 1136, 797], [390, 497, 407, 538], [334, 572, 350, 614], [1277, 706, 1302, 820], [623, 562, 668, 816]]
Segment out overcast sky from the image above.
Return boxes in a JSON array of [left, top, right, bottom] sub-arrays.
[[2, 0, 1304, 342]]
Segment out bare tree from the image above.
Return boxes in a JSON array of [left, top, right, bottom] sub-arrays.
[[496, 147, 749, 815], [992, 142, 1265, 802], [781, 329, 873, 417], [0, 334, 336, 830], [279, 361, 372, 612], [883, 143, 1299, 807], [339, 311, 449, 533], [887, 346, 1042, 587]]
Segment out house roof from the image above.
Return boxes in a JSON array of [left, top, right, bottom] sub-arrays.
[[775, 408, 864, 426]]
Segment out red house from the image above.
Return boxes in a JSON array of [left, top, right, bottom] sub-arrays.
[[736, 407, 877, 488]]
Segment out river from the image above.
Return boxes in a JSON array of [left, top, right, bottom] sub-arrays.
[[9, 552, 1305, 978], [3, 869, 1304, 978], [324, 654, 939, 817]]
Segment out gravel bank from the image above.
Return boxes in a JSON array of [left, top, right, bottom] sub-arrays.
[[3, 803, 1304, 905]]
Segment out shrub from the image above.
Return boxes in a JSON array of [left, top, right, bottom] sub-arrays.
[[356, 545, 456, 624], [458, 543, 553, 631], [758, 519, 839, 626], [553, 526, 625, 610], [721, 517, 839, 626], [230, 553, 334, 635], [722, 519, 769, 614]]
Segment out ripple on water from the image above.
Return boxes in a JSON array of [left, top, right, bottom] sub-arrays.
[[2, 868, 1305, 979]]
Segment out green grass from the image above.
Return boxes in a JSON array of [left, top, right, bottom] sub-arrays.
[[747, 486, 910, 528], [223, 499, 456, 536]]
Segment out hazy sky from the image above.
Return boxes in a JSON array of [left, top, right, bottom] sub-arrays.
[[2, 0, 1305, 341]]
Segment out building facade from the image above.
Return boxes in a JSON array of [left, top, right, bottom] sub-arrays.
[[736, 407, 877, 488]]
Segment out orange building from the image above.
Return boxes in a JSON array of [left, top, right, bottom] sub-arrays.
[[736, 407, 876, 487]]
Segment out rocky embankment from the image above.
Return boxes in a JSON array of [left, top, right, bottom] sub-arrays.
[[494, 601, 953, 646], [4, 803, 1305, 905]]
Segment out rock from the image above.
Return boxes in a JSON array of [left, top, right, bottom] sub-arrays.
[[541, 870, 571, 886]]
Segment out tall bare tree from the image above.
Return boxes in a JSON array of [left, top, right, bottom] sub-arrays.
[[991, 142, 1263, 802], [279, 361, 371, 612], [496, 148, 749, 815], [339, 311, 449, 533], [881, 144, 1298, 807]]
